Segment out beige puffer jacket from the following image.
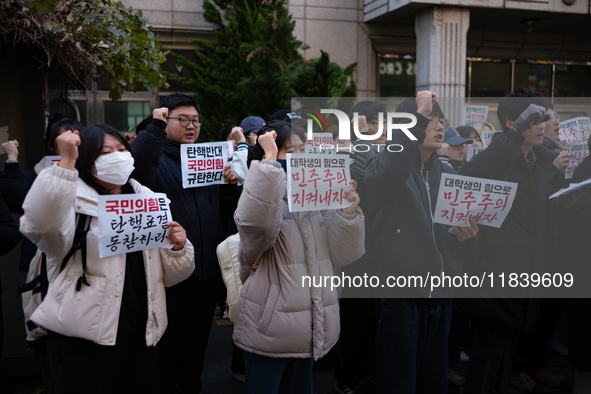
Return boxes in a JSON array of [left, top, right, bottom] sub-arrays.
[[20, 165, 195, 346], [232, 160, 365, 360]]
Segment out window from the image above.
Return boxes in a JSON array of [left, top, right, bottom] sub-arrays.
[[379, 58, 417, 97], [468, 62, 511, 97], [514, 64, 552, 97], [103, 101, 151, 132]]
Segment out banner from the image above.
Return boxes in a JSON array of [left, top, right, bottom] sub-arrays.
[[549, 177, 591, 199], [180, 141, 232, 188], [434, 174, 518, 229], [287, 153, 352, 212], [558, 117, 590, 145], [98, 193, 173, 258], [461, 105, 489, 127], [565, 142, 590, 180], [305, 133, 336, 154]]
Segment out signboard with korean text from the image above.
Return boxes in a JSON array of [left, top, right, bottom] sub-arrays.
[[287, 153, 352, 212], [549, 177, 591, 199], [461, 105, 489, 127], [45, 155, 61, 168], [305, 133, 336, 154], [558, 117, 590, 145], [98, 193, 173, 258], [180, 141, 232, 188], [466, 146, 484, 162], [565, 142, 590, 180], [434, 174, 518, 229], [481, 130, 501, 148]]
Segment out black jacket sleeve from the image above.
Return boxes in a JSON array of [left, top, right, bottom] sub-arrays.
[[364, 113, 429, 206], [130, 119, 168, 190], [0, 162, 36, 213], [0, 191, 22, 256], [463, 130, 524, 180]]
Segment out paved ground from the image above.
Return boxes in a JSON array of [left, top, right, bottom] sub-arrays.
[[6, 308, 575, 394]]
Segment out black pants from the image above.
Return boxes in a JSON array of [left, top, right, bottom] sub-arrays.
[[46, 330, 156, 394], [0, 277, 5, 391], [157, 275, 219, 394], [569, 299, 591, 371], [448, 302, 471, 366], [334, 297, 376, 387], [512, 298, 563, 372], [464, 322, 520, 394]]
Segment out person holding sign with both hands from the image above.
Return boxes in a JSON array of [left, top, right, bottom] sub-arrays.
[[19, 124, 195, 394], [232, 121, 365, 394]]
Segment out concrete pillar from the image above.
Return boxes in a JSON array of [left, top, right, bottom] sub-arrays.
[[415, 7, 469, 126]]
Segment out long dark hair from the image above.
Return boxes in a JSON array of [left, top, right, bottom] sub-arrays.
[[252, 120, 293, 162], [75, 124, 132, 195]]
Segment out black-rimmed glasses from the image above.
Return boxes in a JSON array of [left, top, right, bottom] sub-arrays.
[[166, 117, 203, 128]]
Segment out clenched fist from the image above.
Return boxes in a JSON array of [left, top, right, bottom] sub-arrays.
[[1, 140, 19, 161], [153, 107, 168, 123], [259, 131, 278, 161], [416, 90, 437, 119], [56, 130, 81, 171]]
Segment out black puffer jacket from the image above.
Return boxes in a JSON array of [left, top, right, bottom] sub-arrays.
[[131, 119, 239, 282], [0, 162, 38, 271], [0, 190, 22, 256], [365, 113, 475, 299], [560, 156, 591, 297], [461, 130, 560, 286]]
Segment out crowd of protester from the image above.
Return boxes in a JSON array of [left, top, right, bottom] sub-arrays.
[[0, 88, 589, 394]]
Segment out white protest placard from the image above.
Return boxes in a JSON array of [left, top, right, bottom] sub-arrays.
[[287, 153, 352, 212], [462, 105, 489, 127], [549, 177, 591, 199], [565, 142, 590, 179], [305, 133, 336, 154], [98, 193, 173, 258], [481, 130, 501, 148], [45, 155, 61, 168], [558, 117, 590, 145], [434, 174, 518, 228], [466, 146, 485, 162], [180, 141, 232, 188]]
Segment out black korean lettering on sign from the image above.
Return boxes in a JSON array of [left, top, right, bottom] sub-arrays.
[[106, 235, 121, 252], [110, 216, 128, 234]]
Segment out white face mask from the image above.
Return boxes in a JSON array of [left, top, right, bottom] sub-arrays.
[[94, 151, 135, 185]]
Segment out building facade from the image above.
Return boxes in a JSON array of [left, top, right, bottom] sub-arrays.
[[73, 0, 588, 132]]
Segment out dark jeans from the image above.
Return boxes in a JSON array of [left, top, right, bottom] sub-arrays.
[[242, 350, 314, 394], [46, 330, 156, 394], [513, 298, 564, 373], [569, 298, 591, 371], [334, 297, 376, 387], [375, 298, 450, 394], [157, 275, 219, 394], [448, 302, 470, 366], [0, 277, 4, 391], [464, 322, 520, 394]]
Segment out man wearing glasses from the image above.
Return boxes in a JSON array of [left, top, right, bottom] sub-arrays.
[[131, 93, 240, 394]]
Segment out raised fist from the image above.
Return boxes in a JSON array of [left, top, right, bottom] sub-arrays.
[[230, 127, 246, 144], [1, 140, 19, 161], [56, 130, 81, 170], [416, 90, 437, 118], [153, 107, 169, 122], [258, 131, 278, 161]]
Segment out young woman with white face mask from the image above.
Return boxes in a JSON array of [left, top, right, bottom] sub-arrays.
[[20, 124, 195, 394]]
